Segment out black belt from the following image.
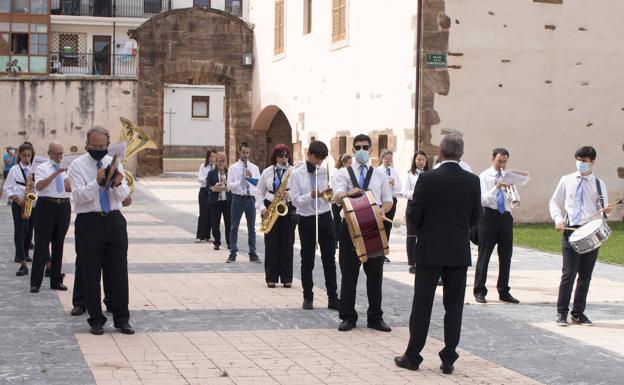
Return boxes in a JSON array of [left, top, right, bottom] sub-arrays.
[[39, 196, 70, 204], [79, 210, 121, 217], [233, 194, 255, 199], [484, 207, 510, 215]]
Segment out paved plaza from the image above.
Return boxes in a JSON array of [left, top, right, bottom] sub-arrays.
[[1, 173, 623, 385]]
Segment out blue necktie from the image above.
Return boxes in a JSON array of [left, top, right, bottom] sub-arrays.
[[53, 163, 64, 193], [96, 160, 110, 213], [358, 165, 367, 189], [23, 167, 29, 180], [496, 172, 505, 214], [572, 177, 585, 225], [274, 169, 283, 191]]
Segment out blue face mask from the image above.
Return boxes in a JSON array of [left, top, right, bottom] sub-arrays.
[[576, 160, 591, 174], [355, 150, 369, 164]]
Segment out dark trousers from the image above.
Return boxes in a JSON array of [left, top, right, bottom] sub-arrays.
[[406, 220, 417, 267], [473, 208, 513, 297], [75, 211, 129, 327], [383, 198, 398, 240], [229, 195, 256, 255], [11, 202, 31, 262], [72, 249, 111, 309], [298, 212, 338, 301], [209, 200, 231, 247], [31, 199, 71, 288], [557, 230, 599, 316], [196, 188, 212, 240], [332, 203, 342, 247], [338, 220, 384, 323], [264, 212, 294, 284], [405, 265, 467, 366]]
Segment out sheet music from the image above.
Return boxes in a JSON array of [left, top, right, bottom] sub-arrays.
[[60, 154, 83, 169], [31, 155, 48, 172], [108, 142, 126, 161], [501, 170, 530, 186]]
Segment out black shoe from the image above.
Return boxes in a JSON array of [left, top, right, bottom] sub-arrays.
[[556, 313, 568, 327], [267, 282, 276, 288], [571, 312, 593, 326], [51, 283, 68, 291], [384, 257, 390, 263], [71, 306, 86, 316], [44, 269, 51, 278], [474, 295, 486, 304], [30, 286, 39, 293], [302, 299, 313, 310], [338, 320, 356, 331], [328, 298, 340, 311], [283, 282, 292, 288], [367, 320, 392, 332], [24, 257, 32, 262], [214, 244, 220, 250], [499, 293, 520, 304], [115, 324, 135, 335], [90, 325, 104, 335], [394, 356, 419, 371], [440, 363, 454, 374], [408, 266, 416, 274], [249, 254, 261, 263], [14, 257, 21, 263], [226, 254, 236, 263], [16, 265, 28, 276]]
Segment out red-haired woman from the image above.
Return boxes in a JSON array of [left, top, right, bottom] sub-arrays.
[[256, 144, 295, 288]]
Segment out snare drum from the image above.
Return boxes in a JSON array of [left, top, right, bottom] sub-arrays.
[[568, 219, 612, 254]]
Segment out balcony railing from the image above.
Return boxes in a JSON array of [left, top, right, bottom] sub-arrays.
[[50, 0, 171, 18], [50, 52, 137, 76]]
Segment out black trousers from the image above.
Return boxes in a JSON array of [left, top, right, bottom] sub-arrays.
[[383, 198, 398, 240], [557, 230, 599, 316], [338, 220, 384, 323], [208, 200, 231, 247], [31, 198, 71, 288], [196, 188, 212, 240], [405, 265, 467, 366], [406, 219, 417, 267], [264, 211, 294, 284], [332, 203, 342, 247], [11, 202, 31, 262], [75, 211, 129, 327], [298, 212, 338, 301], [473, 208, 513, 297], [73, 248, 111, 309]]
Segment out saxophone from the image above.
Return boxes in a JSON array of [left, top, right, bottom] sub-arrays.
[[260, 168, 292, 234], [21, 173, 37, 219]]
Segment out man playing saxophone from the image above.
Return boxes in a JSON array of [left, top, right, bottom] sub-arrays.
[[257, 144, 295, 288]]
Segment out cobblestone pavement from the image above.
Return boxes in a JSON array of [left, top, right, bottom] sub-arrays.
[[1, 172, 623, 385]]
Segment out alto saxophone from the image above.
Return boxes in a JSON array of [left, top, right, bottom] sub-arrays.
[[260, 168, 292, 234], [21, 173, 37, 219]]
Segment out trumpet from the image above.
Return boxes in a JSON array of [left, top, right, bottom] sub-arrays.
[[504, 184, 520, 208], [318, 160, 333, 202]]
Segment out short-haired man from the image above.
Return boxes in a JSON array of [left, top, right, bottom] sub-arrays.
[[549, 146, 611, 326], [289, 140, 339, 310], [473, 148, 520, 304], [227, 142, 261, 263], [377, 149, 402, 263], [333, 134, 394, 332]]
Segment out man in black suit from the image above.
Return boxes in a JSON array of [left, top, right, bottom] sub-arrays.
[[395, 133, 481, 375]]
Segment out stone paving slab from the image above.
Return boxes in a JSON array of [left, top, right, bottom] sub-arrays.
[[530, 320, 624, 355]]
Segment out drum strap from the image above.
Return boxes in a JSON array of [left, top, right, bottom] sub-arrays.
[[595, 178, 607, 219], [347, 166, 374, 190]]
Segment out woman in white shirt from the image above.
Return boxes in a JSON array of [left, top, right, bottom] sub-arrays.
[[402, 151, 428, 274], [196, 149, 216, 243]]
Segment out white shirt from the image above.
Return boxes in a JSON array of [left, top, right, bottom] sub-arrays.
[[3, 163, 33, 202], [402, 170, 422, 200], [35, 160, 71, 199], [67, 153, 130, 214], [290, 164, 331, 217], [255, 165, 292, 210], [197, 163, 213, 188], [227, 159, 260, 196], [376, 165, 402, 198], [480, 166, 516, 213], [549, 171, 608, 226], [433, 160, 473, 173], [333, 160, 393, 207]]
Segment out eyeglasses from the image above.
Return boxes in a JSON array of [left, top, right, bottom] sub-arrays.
[[354, 145, 370, 151], [49, 151, 64, 156], [277, 153, 289, 158]]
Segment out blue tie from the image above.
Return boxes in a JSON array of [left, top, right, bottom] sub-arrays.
[[358, 165, 367, 189], [274, 169, 283, 191], [496, 172, 505, 214], [572, 177, 585, 225], [53, 163, 64, 193], [23, 167, 29, 180], [96, 160, 110, 213]]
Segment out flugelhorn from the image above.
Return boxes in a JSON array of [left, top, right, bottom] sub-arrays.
[[504, 184, 520, 208], [319, 160, 333, 202], [119, 117, 157, 194]]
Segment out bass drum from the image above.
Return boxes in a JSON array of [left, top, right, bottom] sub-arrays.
[[342, 191, 389, 263]]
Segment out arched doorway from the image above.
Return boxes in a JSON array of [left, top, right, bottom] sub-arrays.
[[253, 105, 293, 168]]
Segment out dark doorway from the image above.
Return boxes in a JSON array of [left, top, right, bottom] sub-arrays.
[[93, 35, 111, 75]]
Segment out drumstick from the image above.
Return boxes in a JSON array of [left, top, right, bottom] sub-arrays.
[[380, 215, 393, 223], [584, 199, 623, 221], [563, 227, 577, 231]]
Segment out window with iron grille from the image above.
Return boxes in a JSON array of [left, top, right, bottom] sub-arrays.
[[225, 0, 241, 17], [54, 32, 87, 67], [274, 0, 284, 55], [144, 0, 162, 14], [331, 0, 346, 43]]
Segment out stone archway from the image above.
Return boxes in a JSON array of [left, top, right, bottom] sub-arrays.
[[253, 106, 293, 168], [129, 7, 254, 175]]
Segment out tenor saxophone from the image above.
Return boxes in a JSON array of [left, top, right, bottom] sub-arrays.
[[260, 168, 292, 234], [21, 173, 37, 219]]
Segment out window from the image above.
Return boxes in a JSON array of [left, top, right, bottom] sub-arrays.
[[144, 0, 162, 14], [11, 0, 29, 13], [0, 0, 9, 13], [192, 96, 210, 118], [11, 33, 28, 54], [31, 0, 47, 14], [377, 135, 388, 159], [274, 0, 284, 55], [59, 33, 79, 66], [193, 0, 210, 7], [225, 0, 242, 17], [338, 136, 346, 156], [303, 0, 311, 34], [331, 0, 346, 43], [29, 33, 46, 54]]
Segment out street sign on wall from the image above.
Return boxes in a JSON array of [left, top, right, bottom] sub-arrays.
[[425, 53, 447, 68]]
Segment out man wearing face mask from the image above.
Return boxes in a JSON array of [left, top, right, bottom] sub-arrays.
[[549, 146, 611, 327], [67, 126, 134, 336], [30, 142, 71, 293], [289, 140, 339, 310], [333, 134, 394, 332]]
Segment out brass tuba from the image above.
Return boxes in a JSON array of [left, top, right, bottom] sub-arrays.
[[21, 173, 37, 219], [119, 117, 157, 193], [260, 168, 292, 234]]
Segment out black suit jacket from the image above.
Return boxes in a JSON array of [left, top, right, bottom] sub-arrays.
[[206, 169, 232, 203], [406, 162, 481, 266]]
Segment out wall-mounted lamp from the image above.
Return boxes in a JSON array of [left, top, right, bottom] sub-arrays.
[[242, 53, 253, 66]]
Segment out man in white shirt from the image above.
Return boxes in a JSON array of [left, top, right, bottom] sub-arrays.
[[30, 142, 71, 293], [226, 142, 261, 263], [377, 149, 402, 263], [290, 140, 339, 310], [549, 146, 611, 327], [333, 134, 394, 332], [473, 148, 520, 304], [68, 126, 134, 336]]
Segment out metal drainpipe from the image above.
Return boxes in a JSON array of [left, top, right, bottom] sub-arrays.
[[414, 0, 423, 152]]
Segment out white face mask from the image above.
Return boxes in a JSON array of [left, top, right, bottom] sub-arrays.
[[576, 160, 591, 174], [355, 150, 369, 164]]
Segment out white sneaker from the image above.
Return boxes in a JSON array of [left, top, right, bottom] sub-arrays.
[[195, 239, 202, 243]]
